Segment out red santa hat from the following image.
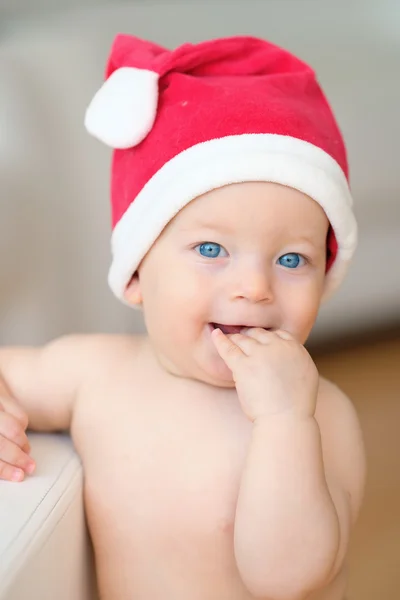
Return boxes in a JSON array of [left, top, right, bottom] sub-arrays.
[[85, 34, 357, 302]]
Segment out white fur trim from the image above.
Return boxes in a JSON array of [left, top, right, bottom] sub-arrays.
[[84, 67, 159, 148], [108, 134, 357, 302]]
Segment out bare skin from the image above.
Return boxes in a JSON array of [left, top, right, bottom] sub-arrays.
[[0, 183, 365, 600]]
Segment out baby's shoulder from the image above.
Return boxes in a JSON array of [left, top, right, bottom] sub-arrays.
[[315, 376, 366, 518], [315, 376, 358, 429], [316, 376, 349, 406], [315, 376, 365, 469], [63, 332, 146, 415], [75, 332, 143, 358], [50, 332, 144, 377]]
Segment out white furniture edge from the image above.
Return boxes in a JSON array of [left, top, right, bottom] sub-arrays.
[[0, 433, 98, 600]]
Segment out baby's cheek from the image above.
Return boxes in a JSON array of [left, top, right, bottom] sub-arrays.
[[174, 269, 210, 302], [279, 287, 319, 336], [294, 304, 320, 341]]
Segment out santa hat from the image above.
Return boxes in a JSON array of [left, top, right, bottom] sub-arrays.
[[85, 34, 357, 302]]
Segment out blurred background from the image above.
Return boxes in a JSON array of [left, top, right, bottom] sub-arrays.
[[0, 1, 399, 598]]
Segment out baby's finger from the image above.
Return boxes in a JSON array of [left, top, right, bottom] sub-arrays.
[[0, 460, 26, 483], [0, 397, 29, 430], [0, 411, 31, 450], [1, 401, 32, 453], [211, 328, 246, 367], [274, 329, 295, 341], [22, 439, 31, 454], [0, 437, 35, 477], [226, 333, 260, 356], [240, 327, 274, 344]]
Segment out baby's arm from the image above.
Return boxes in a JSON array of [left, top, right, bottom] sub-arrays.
[[212, 329, 366, 600], [0, 334, 132, 481], [235, 378, 365, 599]]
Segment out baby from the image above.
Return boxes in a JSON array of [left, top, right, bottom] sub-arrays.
[[0, 35, 365, 600]]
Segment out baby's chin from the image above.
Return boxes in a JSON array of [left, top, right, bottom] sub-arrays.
[[173, 358, 236, 389], [150, 329, 236, 387], [191, 343, 239, 387], [203, 358, 236, 388], [159, 356, 235, 389], [194, 365, 236, 389]]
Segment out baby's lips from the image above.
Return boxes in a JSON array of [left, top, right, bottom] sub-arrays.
[[211, 322, 275, 337]]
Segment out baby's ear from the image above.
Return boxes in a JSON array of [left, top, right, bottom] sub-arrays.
[[123, 274, 143, 306]]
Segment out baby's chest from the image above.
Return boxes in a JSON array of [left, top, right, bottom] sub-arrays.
[[83, 394, 252, 541]]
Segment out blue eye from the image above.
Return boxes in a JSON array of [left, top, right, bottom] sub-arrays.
[[277, 253, 305, 269], [196, 242, 227, 258]]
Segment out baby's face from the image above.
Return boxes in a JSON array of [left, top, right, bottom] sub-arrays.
[[130, 182, 329, 387]]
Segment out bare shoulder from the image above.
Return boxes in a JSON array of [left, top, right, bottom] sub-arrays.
[[315, 376, 366, 522], [61, 333, 145, 429], [39, 332, 145, 390], [0, 333, 144, 432], [315, 377, 357, 419], [315, 376, 362, 434], [57, 333, 144, 366]]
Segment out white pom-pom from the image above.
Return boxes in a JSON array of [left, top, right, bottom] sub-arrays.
[[84, 67, 159, 149]]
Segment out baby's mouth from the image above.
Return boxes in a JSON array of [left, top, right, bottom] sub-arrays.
[[210, 323, 271, 335]]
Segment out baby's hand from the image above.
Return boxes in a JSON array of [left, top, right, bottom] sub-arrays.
[[0, 397, 35, 482], [212, 328, 319, 421]]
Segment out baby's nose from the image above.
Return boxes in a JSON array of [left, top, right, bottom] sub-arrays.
[[231, 264, 273, 304]]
